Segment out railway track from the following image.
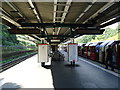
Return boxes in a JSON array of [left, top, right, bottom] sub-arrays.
[[2, 50, 36, 60], [0, 51, 37, 73]]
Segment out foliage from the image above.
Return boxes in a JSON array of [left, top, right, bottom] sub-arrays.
[[1, 24, 19, 45], [75, 25, 120, 43], [0, 24, 38, 54], [75, 35, 96, 43]]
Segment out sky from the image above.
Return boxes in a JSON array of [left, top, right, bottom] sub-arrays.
[[105, 22, 118, 29]]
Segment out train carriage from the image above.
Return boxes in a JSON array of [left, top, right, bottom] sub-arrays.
[[78, 43, 86, 56], [99, 41, 111, 63], [105, 40, 120, 69], [89, 42, 103, 61], [84, 43, 92, 58], [116, 41, 120, 68]]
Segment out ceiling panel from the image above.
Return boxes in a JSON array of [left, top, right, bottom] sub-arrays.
[[64, 2, 89, 23], [78, 2, 107, 23], [13, 2, 37, 23], [1, 1, 119, 40], [35, 2, 53, 23]]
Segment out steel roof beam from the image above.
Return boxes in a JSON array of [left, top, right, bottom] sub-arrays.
[[75, 0, 97, 23], [64, 0, 96, 35], [29, 35, 41, 41], [53, 0, 57, 23], [75, 29, 104, 35], [53, 0, 57, 35], [84, 1, 119, 24], [57, 0, 72, 35], [21, 23, 94, 28], [4, 0, 23, 18], [28, 1, 48, 35], [8, 28, 40, 34], [55, 17, 63, 19], [54, 4, 71, 6], [28, 0, 41, 22], [0, 7, 12, 18], [33, 2, 48, 35], [8, 28, 104, 36], [83, 1, 114, 24], [54, 11, 68, 13], [2, 1, 45, 41], [99, 16, 120, 28], [1, 13, 21, 27]]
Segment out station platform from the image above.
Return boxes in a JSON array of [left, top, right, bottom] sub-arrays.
[[0, 51, 120, 89]]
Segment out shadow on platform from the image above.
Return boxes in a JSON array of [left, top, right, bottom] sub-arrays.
[[50, 60, 83, 89], [1, 82, 21, 90]]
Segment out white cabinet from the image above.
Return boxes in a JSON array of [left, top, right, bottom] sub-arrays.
[[68, 43, 78, 62], [38, 44, 49, 63]]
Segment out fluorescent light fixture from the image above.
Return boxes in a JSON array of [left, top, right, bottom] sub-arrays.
[[57, 27, 61, 35], [79, 13, 84, 18], [54, 4, 70, 6], [28, 0, 34, 8], [53, 32, 55, 35], [100, 18, 116, 25], [33, 9, 37, 15], [36, 15, 40, 20], [92, 0, 97, 4], [5, 0, 23, 17], [53, 0, 57, 23], [32, 34, 41, 40], [83, 1, 114, 24], [54, 11, 68, 13], [51, 39, 60, 42], [28, 0, 40, 22], [75, 13, 85, 22], [1, 13, 21, 27], [0, 7, 11, 17], [57, 0, 72, 35], [84, 5, 92, 12]]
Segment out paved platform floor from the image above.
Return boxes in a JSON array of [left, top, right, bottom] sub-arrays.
[[0, 52, 120, 89], [51, 58, 120, 88], [0, 55, 54, 88]]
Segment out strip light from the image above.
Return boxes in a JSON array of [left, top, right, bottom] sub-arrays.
[[64, 0, 97, 35], [83, 0, 115, 24], [57, 0, 72, 35], [28, 0, 41, 22], [1, 13, 21, 27]]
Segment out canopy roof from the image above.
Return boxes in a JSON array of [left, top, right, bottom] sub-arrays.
[[1, 1, 120, 43]]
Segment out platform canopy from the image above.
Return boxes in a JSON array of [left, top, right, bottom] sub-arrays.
[[1, 0, 120, 43]]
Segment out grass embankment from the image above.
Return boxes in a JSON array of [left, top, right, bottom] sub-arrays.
[[0, 51, 36, 64]]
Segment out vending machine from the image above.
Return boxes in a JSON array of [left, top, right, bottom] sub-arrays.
[[38, 44, 49, 66], [68, 43, 78, 65]]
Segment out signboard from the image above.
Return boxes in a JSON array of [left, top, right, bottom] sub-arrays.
[[38, 44, 49, 63], [68, 43, 78, 62]]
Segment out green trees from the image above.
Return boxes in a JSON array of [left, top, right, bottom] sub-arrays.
[[75, 25, 120, 43], [75, 35, 96, 43], [1, 24, 20, 46], [0, 24, 38, 54]]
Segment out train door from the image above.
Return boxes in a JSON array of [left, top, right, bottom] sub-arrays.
[[99, 41, 110, 63], [81, 44, 86, 56], [116, 41, 120, 69], [78, 46, 80, 56], [87, 43, 92, 58]]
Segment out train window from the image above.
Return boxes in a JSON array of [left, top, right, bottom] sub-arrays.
[[92, 48, 94, 53], [88, 47, 90, 51]]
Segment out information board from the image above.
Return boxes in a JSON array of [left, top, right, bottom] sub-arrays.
[[38, 44, 49, 63], [68, 43, 78, 62]]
